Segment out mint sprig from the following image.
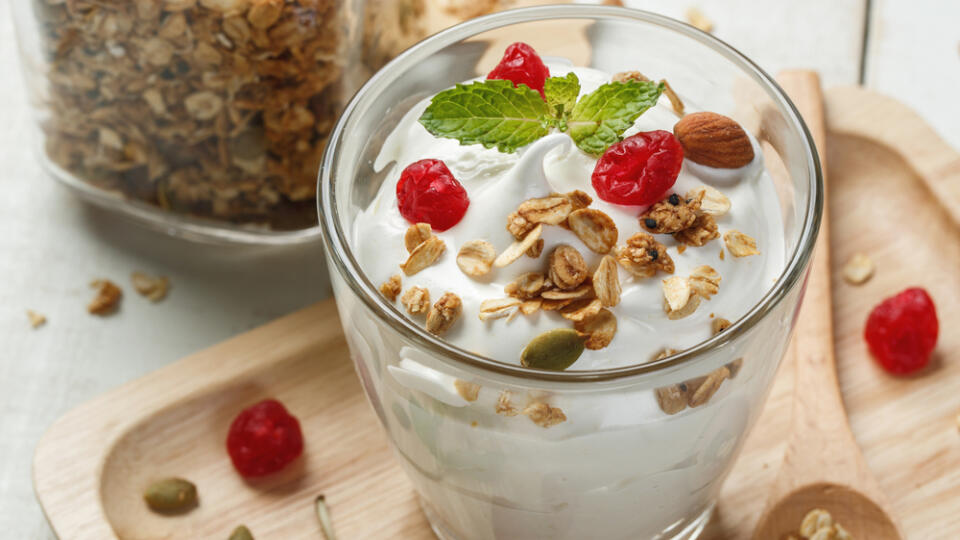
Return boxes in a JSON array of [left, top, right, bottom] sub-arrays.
[[418, 80, 551, 153], [544, 72, 580, 121], [567, 80, 664, 156], [418, 74, 664, 156]]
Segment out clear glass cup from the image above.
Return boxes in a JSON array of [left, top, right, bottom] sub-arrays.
[[319, 5, 822, 539]]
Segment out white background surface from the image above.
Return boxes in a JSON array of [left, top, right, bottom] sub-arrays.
[[1, 1, 957, 537]]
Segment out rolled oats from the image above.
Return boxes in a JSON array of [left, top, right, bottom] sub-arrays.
[[593, 255, 621, 307], [426, 292, 462, 335], [687, 366, 730, 407], [688, 265, 721, 299], [523, 401, 567, 428], [559, 298, 603, 322], [799, 509, 834, 537], [567, 209, 618, 254], [548, 244, 589, 290], [573, 308, 617, 350], [519, 299, 542, 315], [506, 211, 534, 240], [675, 214, 720, 247], [380, 274, 402, 302], [37, 0, 350, 229], [88, 279, 123, 315], [457, 240, 496, 277], [401, 235, 446, 276], [723, 230, 760, 257], [401, 286, 430, 315], [540, 283, 593, 301], [404, 223, 433, 253], [454, 379, 480, 402], [495, 224, 542, 267], [661, 79, 685, 116], [526, 238, 545, 258], [842, 252, 874, 285], [495, 390, 520, 416], [641, 193, 701, 234], [479, 298, 522, 321], [691, 186, 731, 216], [662, 276, 701, 320], [616, 233, 675, 278], [517, 196, 573, 226], [560, 189, 593, 211], [26, 310, 47, 329], [130, 271, 170, 302], [505, 272, 546, 299]]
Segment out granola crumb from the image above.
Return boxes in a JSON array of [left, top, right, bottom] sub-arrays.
[[404, 223, 433, 253], [675, 214, 720, 247], [426, 292, 462, 335], [712, 317, 732, 335], [401, 235, 446, 275], [548, 244, 589, 290], [26, 310, 47, 329], [380, 275, 402, 302], [640, 192, 700, 234], [842, 252, 875, 285], [723, 230, 760, 257], [612, 71, 650, 83], [685, 7, 714, 33], [616, 233, 675, 278], [131, 271, 170, 302], [495, 391, 520, 416], [719, 248, 726, 260], [523, 401, 567, 428], [677, 244, 687, 254], [662, 276, 701, 320], [471, 421, 478, 428], [401, 286, 430, 316], [454, 379, 481, 402], [88, 279, 122, 315]]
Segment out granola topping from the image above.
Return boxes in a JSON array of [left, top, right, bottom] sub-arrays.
[[548, 245, 589, 290], [674, 214, 720, 247], [616, 233, 675, 278], [567, 209, 618, 254], [456, 240, 497, 277], [640, 192, 701, 234], [723, 230, 760, 257], [380, 275, 402, 302], [425, 292, 462, 335], [88, 279, 123, 315], [405, 223, 433, 253], [401, 235, 446, 276], [37, 0, 353, 229], [131, 272, 170, 302], [454, 380, 481, 402], [401, 286, 430, 316]]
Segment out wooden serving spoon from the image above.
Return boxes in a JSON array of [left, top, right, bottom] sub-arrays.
[[751, 72, 904, 539]]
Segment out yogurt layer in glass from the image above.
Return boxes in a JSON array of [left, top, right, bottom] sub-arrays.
[[318, 7, 821, 540]]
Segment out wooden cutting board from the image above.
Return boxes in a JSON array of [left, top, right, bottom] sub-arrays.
[[34, 86, 959, 539]]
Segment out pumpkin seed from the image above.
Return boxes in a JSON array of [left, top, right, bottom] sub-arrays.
[[521, 328, 584, 371], [228, 525, 254, 540], [143, 477, 197, 513]]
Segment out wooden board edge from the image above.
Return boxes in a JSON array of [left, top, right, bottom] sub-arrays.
[[825, 86, 960, 226], [32, 300, 342, 539]]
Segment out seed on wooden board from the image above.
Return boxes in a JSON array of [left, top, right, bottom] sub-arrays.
[[143, 477, 198, 513], [228, 525, 254, 540]]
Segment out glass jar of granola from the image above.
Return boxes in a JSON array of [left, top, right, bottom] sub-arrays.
[[14, 0, 371, 243]]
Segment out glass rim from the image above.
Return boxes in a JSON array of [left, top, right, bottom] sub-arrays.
[[318, 4, 823, 383]]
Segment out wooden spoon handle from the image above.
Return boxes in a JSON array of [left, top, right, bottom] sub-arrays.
[[777, 71, 850, 435]]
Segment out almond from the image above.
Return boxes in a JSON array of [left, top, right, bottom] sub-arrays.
[[673, 112, 754, 169]]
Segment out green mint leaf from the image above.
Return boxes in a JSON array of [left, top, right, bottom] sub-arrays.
[[544, 72, 580, 121], [418, 80, 551, 153], [567, 80, 664, 155]]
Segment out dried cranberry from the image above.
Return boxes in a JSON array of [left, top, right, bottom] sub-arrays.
[[591, 130, 685, 206], [227, 399, 304, 478], [487, 42, 550, 99], [864, 287, 939, 375], [397, 159, 469, 231]]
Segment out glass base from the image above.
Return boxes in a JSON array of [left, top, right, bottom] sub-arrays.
[[419, 496, 715, 540]]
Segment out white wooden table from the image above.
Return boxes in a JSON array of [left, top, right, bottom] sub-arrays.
[[1, 1, 957, 538]]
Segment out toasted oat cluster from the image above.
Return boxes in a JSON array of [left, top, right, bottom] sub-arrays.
[[37, 0, 348, 228]]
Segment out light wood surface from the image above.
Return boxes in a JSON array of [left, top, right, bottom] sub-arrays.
[[7, 2, 960, 538], [751, 71, 901, 539], [34, 86, 960, 538]]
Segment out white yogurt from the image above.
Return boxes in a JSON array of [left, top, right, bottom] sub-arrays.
[[353, 65, 785, 369], [345, 64, 789, 540]]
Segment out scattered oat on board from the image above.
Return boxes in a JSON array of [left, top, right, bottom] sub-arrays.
[[842, 252, 875, 285], [26, 310, 47, 329], [88, 279, 122, 315], [131, 271, 170, 302]]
